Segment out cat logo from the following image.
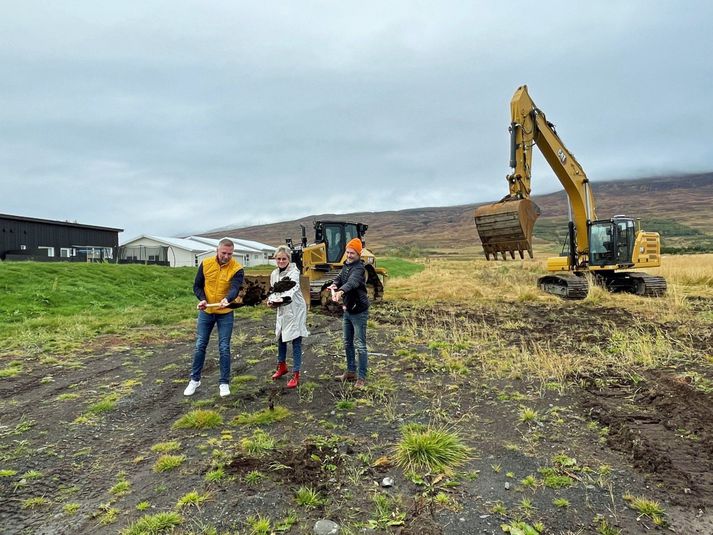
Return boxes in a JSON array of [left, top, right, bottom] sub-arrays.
[[557, 148, 567, 164]]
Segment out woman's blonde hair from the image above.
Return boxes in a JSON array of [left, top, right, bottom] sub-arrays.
[[274, 245, 292, 259]]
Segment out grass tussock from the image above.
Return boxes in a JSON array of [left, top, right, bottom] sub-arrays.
[[241, 429, 277, 456], [394, 424, 471, 475], [153, 455, 186, 473], [232, 406, 290, 426], [173, 410, 223, 430], [151, 440, 181, 454], [176, 490, 210, 509], [623, 493, 666, 525], [121, 511, 182, 535]]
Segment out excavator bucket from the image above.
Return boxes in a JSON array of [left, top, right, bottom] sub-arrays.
[[474, 198, 541, 260]]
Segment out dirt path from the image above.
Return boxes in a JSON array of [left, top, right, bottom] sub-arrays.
[[1, 301, 712, 534]]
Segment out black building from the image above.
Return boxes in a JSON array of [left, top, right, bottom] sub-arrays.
[[0, 213, 123, 262]]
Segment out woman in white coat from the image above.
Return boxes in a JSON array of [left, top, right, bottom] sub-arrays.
[[267, 245, 309, 388]]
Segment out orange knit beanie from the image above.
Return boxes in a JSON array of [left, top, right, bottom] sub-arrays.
[[346, 238, 363, 255]]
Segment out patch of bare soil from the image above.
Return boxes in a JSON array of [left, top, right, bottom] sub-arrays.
[[1, 299, 712, 534], [584, 368, 713, 533]]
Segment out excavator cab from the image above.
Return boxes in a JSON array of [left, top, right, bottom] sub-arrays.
[[588, 217, 636, 268], [474, 197, 541, 260]]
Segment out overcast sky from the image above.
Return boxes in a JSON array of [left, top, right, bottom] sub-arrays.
[[2, 1, 711, 240]]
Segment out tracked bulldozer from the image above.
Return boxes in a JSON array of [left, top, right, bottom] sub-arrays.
[[288, 220, 386, 308], [474, 85, 666, 299]]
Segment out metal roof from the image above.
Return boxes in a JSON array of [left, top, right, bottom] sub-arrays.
[[0, 212, 123, 232]]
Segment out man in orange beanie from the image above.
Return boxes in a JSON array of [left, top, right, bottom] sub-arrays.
[[328, 237, 369, 387]]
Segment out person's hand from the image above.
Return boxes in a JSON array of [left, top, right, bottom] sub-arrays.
[[197, 300, 207, 310], [331, 290, 343, 302], [219, 298, 229, 308]]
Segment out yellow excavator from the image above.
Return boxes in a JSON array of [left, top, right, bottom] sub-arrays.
[[238, 220, 386, 308], [474, 85, 666, 299]]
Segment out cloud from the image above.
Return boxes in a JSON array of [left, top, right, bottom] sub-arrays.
[[1, 1, 711, 238]]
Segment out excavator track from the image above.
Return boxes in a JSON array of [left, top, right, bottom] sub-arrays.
[[537, 274, 589, 300], [598, 272, 667, 297]]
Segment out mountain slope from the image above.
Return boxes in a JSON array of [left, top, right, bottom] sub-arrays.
[[201, 172, 713, 252]]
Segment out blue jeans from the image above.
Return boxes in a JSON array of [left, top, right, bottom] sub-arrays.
[[191, 310, 234, 384], [277, 336, 302, 372], [343, 309, 368, 379]]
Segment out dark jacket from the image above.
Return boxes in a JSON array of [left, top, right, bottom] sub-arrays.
[[333, 260, 369, 314]]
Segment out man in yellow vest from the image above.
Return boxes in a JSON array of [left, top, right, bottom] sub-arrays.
[[184, 239, 244, 397]]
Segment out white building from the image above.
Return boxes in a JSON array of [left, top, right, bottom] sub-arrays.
[[119, 235, 276, 268], [187, 236, 276, 267]]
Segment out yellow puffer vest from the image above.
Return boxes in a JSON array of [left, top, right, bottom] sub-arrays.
[[202, 256, 243, 314]]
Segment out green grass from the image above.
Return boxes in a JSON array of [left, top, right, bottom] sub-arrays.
[[232, 406, 290, 426], [151, 440, 181, 453], [63, 502, 81, 515], [205, 467, 226, 482], [336, 400, 356, 410], [623, 493, 665, 522], [153, 455, 186, 473], [0, 361, 23, 378], [295, 486, 324, 508], [88, 394, 120, 414], [22, 496, 50, 509], [176, 490, 210, 509], [109, 478, 131, 496], [243, 470, 265, 485], [55, 392, 81, 401], [121, 511, 183, 535], [378, 257, 425, 278], [246, 514, 272, 535], [173, 410, 223, 430], [0, 263, 200, 357], [241, 429, 277, 456], [394, 424, 472, 475]]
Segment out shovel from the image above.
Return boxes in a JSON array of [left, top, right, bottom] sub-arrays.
[[202, 301, 242, 310]]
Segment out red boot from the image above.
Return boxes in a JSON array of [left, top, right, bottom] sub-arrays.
[[272, 362, 288, 380], [286, 372, 300, 389]]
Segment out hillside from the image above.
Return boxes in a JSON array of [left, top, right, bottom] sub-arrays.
[[201, 172, 713, 253]]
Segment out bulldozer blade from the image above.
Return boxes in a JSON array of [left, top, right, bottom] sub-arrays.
[[474, 198, 541, 260]]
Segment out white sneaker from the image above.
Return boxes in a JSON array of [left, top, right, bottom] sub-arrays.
[[219, 384, 230, 397], [184, 379, 201, 396]]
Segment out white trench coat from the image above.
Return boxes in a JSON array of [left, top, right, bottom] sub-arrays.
[[269, 263, 310, 342]]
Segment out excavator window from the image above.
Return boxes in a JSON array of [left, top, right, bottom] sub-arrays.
[[589, 218, 635, 266]]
